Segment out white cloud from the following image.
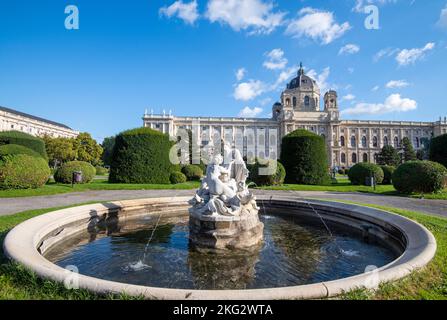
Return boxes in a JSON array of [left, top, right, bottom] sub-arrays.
[[238, 106, 263, 118], [353, 0, 398, 13], [307, 67, 331, 93], [159, 0, 199, 25], [396, 42, 436, 66], [233, 80, 267, 101], [285, 7, 350, 45], [206, 0, 286, 35], [371, 85, 380, 92], [263, 48, 288, 70], [438, 4, 447, 29], [386, 80, 410, 89], [339, 44, 360, 55], [342, 94, 417, 115], [373, 47, 400, 62], [235, 68, 246, 81], [342, 94, 356, 101]]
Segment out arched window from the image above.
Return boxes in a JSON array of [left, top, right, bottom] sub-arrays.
[[384, 136, 389, 146], [340, 136, 345, 147], [374, 153, 378, 163], [415, 137, 420, 148], [363, 153, 368, 163], [362, 136, 367, 148], [286, 98, 290, 106], [352, 153, 357, 163], [351, 136, 356, 148], [304, 96, 310, 106], [373, 136, 378, 147], [341, 153, 346, 163], [394, 137, 399, 148], [293, 97, 297, 107]]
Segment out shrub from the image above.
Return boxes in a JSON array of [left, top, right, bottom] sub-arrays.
[[380, 165, 396, 185], [348, 163, 384, 186], [95, 166, 109, 176], [182, 165, 204, 181], [109, 128, 175, 184], [54, 161, 96, 184], [170, 171, 187, 184], [393, 160, 447, 194], [429, 134, 447, 168], [0, 131, 47, 159], [0, 144, 42, 158], [248, 160, 286, 186], [0, 154, 50, 189], [338, 169, 345, 175], [280, 129, 329, 185]]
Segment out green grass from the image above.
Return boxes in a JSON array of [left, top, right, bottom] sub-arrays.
[[0, 180, 201, 198], [0, 202, 446, 299]]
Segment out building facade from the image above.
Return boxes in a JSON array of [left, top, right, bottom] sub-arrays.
[[0, 106, 79, 139], [143, 65, 447, 168]]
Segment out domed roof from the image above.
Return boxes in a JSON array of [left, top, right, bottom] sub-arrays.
[[286, 63, 318, 91]]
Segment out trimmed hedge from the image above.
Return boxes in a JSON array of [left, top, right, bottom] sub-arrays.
[[54, 161, 96, 184], [109, 127, 175, 184], [248, 160, 286, 186], [348, 163, 384, 186], [280, 129, 329, 185], [170, 171, 187, 184], [381, 165, 396, 185], [429, 134, 447, 168], [393, 160, 447, 194], [95, 166, 109, 176], [0, 154, 50, 189], [182, 165, 204, 181], [0, 131, 47, 159], [0, 144, 42, 158]]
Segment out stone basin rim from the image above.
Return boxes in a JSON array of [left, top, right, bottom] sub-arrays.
[[3, 196, 437, 300]]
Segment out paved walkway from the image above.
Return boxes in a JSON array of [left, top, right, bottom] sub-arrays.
[[0, 189, 446, 218]]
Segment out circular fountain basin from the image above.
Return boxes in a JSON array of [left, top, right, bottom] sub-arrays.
[[3, 196, 436, 300]]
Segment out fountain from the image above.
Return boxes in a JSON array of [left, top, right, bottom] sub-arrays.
[[188, 147, 263, 250]]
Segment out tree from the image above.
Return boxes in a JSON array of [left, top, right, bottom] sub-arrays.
[[401, 137, 417, 162], [74, 133, 103, 166], [377, 145, 400, 166], [101, 136, 115, 167], [42, 135, 76, 169], [429, 134, 447, 168]]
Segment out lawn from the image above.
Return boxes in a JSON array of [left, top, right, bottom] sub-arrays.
[[0, 202, 446, 299]]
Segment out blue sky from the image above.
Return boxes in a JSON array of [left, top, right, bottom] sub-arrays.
[[0, 0, 446, 142]]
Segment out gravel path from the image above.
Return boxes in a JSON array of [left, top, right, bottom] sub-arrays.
[[0, 189, 446, 218]]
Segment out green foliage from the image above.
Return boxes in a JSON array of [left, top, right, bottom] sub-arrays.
[[429, 134, 447, 168], [402, 137, 417, 162], [181, 165, 204, 181], [109, 127, 175, 184], [170, 171, 187, 184], [95, 166, 109, 176], [393, 160, 447, 194], [280, 129, 329, 185], [380, 165, 396, 185], [248, 160, 286, 186], [377, 145, 401, 166], [42, 135, 76, 168], [348, 163, 384, 186], [74, 133, 103, 166], [0, 131, 47, 159], [101, 136, 116, 166], [0, 144, 42, 158], [0, 154, 50, 189], [54, 161, 96, 184]]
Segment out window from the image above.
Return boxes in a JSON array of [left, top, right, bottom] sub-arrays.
[[415, 137, 420, 148], [363, 153, 368, 163], [341, 153, 346, 163], [340, 136, 345, 147], [351, 136, 356, 148], [361, 136, 367, 148], [394, 137, 399, 148], [384, 136, 389, 146], [373, 136, 378, 147], [286, 98, 290, 106], [293, 97, 297, 107], [352, 153, 357, 163], [374, 153, 378, 163], [304, 96, 310, 106]]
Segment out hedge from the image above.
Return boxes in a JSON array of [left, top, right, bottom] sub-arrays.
[[380, 165, 395, 185], [0, 131, 47, 159], [280, 129, 329, 185], [54, 161, 96, 184], [181, 165, 204, 181], [0, 154, 50, 189], [393, 160, 447, 194], [0, 144, 42, 158], [109, 127, 175, 184], [348, 163, 384, 186], [170, 171, 187, 184], [248, 160, 286, 186], [429, 134, 447, 168], [95, 166, 109, 176]]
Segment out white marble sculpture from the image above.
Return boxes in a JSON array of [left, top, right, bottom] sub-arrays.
[[189, 144, 259, 217]]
